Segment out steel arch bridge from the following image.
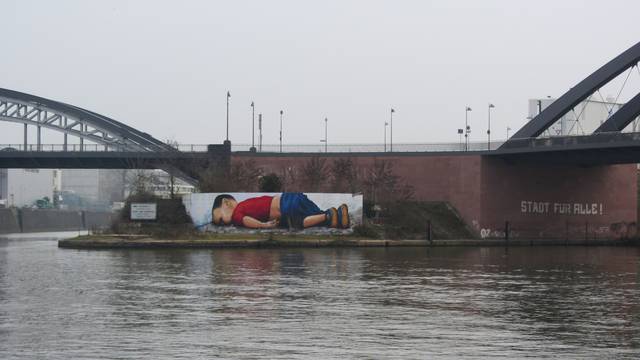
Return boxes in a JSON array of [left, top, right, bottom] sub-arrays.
[[0, 88, 175, 152], [0, 88, 232, 185], [505, 41, 640, 142]]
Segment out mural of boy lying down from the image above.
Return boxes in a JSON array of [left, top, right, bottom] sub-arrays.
[[212, 192, 350, 229]]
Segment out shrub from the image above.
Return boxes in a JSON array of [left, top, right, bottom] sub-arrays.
[[259, 173, 283, 192]]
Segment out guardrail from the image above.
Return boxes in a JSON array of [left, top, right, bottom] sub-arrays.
[[231, 141, 506, 153], [0, 144, 210, 152], [499, 131, 640, 150], [2, 131, 639, 154], [0, 142, 506, 153]]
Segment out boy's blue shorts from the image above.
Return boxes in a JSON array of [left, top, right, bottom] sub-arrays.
[[280, 192, 323, 228]]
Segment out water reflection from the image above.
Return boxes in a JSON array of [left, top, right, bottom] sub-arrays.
[[0, 236, 639, 359]]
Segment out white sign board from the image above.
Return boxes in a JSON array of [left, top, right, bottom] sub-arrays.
[[131, 203, 157, 220]]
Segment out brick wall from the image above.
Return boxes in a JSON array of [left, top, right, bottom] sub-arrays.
[[232, 152, 637, 239]]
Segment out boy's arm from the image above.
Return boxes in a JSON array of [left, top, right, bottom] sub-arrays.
[[241, 216, 278, 229]]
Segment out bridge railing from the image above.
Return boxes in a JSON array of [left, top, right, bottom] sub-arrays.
[[0, 141, 507, 153], [3, 132, 638, 154], [500, 131, 640, 150], [0, 143, 212, 152], [230, 141, 506, 153], [0, 144, 117, 152]]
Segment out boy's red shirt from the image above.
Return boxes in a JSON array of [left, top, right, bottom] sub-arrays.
[[231, 196, 274, 226]]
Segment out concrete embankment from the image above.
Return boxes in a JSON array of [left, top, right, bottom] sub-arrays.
[[58, 236, 638, 249], [0, 208, 21, 234], [0, 208, 113, 234]]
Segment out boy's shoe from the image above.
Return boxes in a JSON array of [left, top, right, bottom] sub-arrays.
[[325, 207, 338, 228], [337, 204, 350, 229]]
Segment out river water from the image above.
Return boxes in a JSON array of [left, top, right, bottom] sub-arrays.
[[1, 233, 639, 359]]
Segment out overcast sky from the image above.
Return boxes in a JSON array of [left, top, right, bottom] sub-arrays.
[[2, 0, 640, 146]]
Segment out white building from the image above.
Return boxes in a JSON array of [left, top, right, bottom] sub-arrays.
[[61, 169, 125, 207], [124, 169, 195, 199], [528, 96, 638, 136], [0, 169, 58, 207]]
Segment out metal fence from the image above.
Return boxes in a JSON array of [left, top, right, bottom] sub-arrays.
[[2, 131, 638, 153], [230, 141, 506, 153], [0, 141, 506, 153]]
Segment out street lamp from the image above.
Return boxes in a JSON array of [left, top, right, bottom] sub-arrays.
[[258, 113, 263, 152], [488, 103, 495, 150], [226, 91, 231, 142], [390, 108, 395, 152], [279, 110, 283, 153], [465, 106, 472, 151], [384, 122, 389, 152], [320, 117, 328, 153], [250, 101, 256, 152]]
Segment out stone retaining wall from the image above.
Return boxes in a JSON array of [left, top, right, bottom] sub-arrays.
[[0, 209, 112, 234], [0, 208, 21, 234]]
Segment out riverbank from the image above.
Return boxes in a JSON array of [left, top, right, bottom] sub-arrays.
[[57, 234, 638, 249]]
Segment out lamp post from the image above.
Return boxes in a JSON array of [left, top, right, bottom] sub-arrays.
[[258, 113, 263, 152], [250, 101, 256, 151], [320, 117, 328, 153], [226, 91, 231, 142], [384, 122, 389, 152], [488, 103, 495, 150], [279, 110, 283, 153], [465, 106, 472, 151], [390, 108, 395, 152]]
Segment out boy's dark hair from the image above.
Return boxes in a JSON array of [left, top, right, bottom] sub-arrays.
[[213, 194, 235, 210]]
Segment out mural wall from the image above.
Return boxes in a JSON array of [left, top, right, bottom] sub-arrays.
[[183, 192, 363, 233]]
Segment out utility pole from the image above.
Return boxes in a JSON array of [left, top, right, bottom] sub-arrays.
[[226, 91, 231, 142], [279, 110, 283, 153], [258, 113, 263, 152]]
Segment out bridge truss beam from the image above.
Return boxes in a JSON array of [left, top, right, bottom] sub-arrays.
[[594, 91, 640, 133]]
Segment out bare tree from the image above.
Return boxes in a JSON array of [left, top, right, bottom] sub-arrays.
[[300, 156, 328, 192], [165, 139, 180, 199], [229, 159, 263, 192], [125, 169, 159, 197], [363, 159, 414, 204], [280, 165, 297, 192], [330, 157, 360, 193]]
